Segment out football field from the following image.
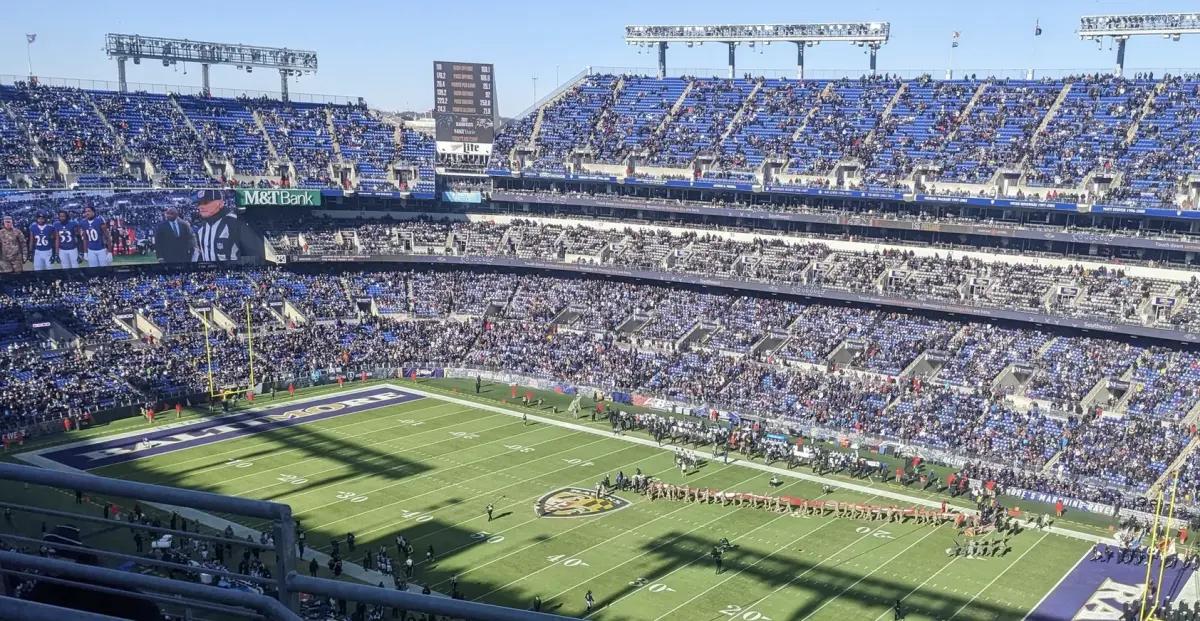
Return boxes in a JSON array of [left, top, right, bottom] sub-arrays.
[[24, 382, 1099, 620]]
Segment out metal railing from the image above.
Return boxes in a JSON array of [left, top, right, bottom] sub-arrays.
[[0, 461, 574, 620], [0, 74, 361, 105], [587, 64, 1200, 80]]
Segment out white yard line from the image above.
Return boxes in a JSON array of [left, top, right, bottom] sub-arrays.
[[471, 466, 759, 599], [228, 411, 547, 503], [22, 383, 396, 459], [157, 400, 469, 472], [590, 494, 881, 619], [311, 438, 646, 537], [950, 532, 1051, 620], [1021, 549, 1088, 621], [872, 554, 962, 621], [544, 481, 821, 603], [396, 384, 1106, 544], [798, 527, 942, 620], [409, 445, 699, 569], [648, 517, 870, 621]]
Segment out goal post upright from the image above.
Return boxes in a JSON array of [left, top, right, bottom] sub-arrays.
[[203, 314, 216, 399], [246, 300, 256, 390], [1139, 486, 1165, 620]]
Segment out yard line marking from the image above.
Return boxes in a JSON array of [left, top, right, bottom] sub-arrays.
[[647, 514, 872, 621], [139, 399, 463, 472], [1021, 548, 1089, 621], [401, 448, 703, 555], [871, 550, 961, 621], [591, 495, 880, 619], [230, 411, 545, 502], [470, 466, 762, 599], [304, 434, 641, 534], [396, 383, 1106, 544], [950, 532, 1050, 620], [543, 481, 819, 603], [170, 405, 484, 490], [798, 527, 942, 620]]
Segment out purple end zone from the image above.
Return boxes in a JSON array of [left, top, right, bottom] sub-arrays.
[[40, 387, 424, 470], [1029, 553, 1195, 620]]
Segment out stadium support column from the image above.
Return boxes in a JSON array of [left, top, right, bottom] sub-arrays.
[[1114, 37, 1127, 77], [657, 42, 668, 79], [795, 42, 805, 80], [116, 56, 128, 93], [279, 69, 290, 102], [869, 45, 878, 75], [201, 63, 211, 97], [727, 42, 736, 79]]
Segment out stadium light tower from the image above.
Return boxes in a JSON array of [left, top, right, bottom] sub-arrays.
[[624, 22, 890, 80], [104, 33, 318, 100], [1078, 13, 1200, 77]]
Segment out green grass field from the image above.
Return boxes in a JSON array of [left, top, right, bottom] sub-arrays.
[[25, 381, 1094, 620]]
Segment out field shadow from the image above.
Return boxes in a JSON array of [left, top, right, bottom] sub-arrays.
[[579, 529, 1025, 620]]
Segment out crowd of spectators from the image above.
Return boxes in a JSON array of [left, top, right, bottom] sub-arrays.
[[2, 264, 1198, 512], [0, 83, 423, 192], [262, 217, 1200, 334]]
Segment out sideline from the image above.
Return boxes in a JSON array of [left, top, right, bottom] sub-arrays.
[[392, 383, 1107, 544], [12, 381, 1104, 594]]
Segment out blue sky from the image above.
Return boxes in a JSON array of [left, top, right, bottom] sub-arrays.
[[4, 0, 1200, 116]]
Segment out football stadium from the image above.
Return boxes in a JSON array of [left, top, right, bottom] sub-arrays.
[[4, 3, 1200, 620]]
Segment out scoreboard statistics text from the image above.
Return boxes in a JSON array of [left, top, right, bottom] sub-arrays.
[[433, 61, 496, 166]]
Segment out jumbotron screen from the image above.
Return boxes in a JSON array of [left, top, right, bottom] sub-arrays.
[[0, 189, 244, 273]]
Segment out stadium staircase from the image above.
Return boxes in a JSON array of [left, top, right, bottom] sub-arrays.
[[585, 75, 625, 150], [717, 79, 764, 144], [863, 81, 908, 146], [324, 108, 343, 162], [167, 94, 211, 156], [944, 82, 989, 143], [527, 76, 587, 150], [1149, 434, 1200, 497], [791, 82, 835, 142], [1026, 81, 1073, 152], [85, 92, 126, 155], [1122, 79, 1167, 148], [251, 110, 281, 160], [647, 78, 696, 144]]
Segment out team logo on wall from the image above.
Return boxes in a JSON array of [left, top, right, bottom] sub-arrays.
[[535, 487, 631, 518]]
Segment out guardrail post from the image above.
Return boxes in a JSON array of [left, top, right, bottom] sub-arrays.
[[273, 504, 299, 611]]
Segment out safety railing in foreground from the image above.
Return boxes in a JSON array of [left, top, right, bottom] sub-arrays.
[[0, 463, 576, 620]]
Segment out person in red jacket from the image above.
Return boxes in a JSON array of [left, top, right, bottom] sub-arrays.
[[1055, 499, 1064, 518]]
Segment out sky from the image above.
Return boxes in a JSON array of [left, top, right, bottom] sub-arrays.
[[4, 0, 1200, 116]]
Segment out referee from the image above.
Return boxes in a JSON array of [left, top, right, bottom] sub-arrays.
[[192, 190, 241, 262]]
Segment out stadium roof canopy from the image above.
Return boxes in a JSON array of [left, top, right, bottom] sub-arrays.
[[1076, 13, 1200, 76], [623, 22, 890, 79], [104, 33, 318, 100], [624, 22, 890, 44]]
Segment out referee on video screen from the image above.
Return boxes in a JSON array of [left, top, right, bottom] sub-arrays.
[[193, 189, 242, 262]]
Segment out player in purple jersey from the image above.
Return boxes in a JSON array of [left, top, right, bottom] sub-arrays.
[[81, 205, 112, 268], [28, 213, 55, 271], [56, 210, 83, 269]]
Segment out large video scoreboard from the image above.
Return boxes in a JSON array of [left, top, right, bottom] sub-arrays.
[[433, 60, 496, 167]]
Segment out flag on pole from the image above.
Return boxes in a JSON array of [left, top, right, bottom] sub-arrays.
[[951, 31, 960, 48], [26, 34, 36, 45], [1035, 20, 1043, 36]]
